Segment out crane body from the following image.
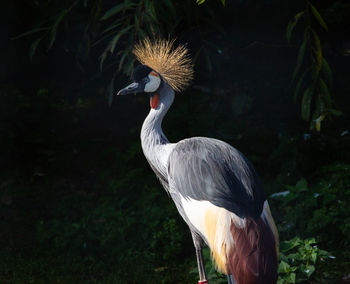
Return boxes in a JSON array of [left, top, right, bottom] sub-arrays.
[[117, 39, 279, 284]]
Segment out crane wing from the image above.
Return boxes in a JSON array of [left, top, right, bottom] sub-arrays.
[[167, 137, 265, 219]]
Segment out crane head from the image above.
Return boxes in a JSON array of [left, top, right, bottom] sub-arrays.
[[117, 65, 161, 96]]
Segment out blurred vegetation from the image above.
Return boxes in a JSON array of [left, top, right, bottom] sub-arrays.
[[14, 0, 221, 105], [1, 0, 350, 283], [287, 1, 340, 131]]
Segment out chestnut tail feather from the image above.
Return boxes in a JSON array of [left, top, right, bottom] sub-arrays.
[[227, 217, 278, 284]]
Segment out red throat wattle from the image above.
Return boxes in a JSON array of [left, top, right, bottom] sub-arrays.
[[150, 93, 159, 109]]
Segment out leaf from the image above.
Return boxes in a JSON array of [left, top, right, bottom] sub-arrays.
[[12, 27, 49, 40], [48, 0, 79, 49], [29, 37, 42, 61], [321, 57, 333, 89], [124, 58, 135, 76], [312, 93, 324, 122], [298, 32, 308, 64], [221, 0, 226, 6], [315, 114, 325, 132], [318, 78, 331, 107], [291, 35, 307, 86], [278, 260, 290, 273], [296, 178, 308, 191], [310, 62, 318, 81], [286, 11, 304, 43], [289, 272, 296, 283], [305, 265, 315, 277], [294, 70, 307, 101], [280, 238, 301, 253], [286, 22, 294, 44], [108, 26, 133, 54], [93, 26, 125, 46], [100, 3, 136, 20], [310, 4, 328, 31], [118, 50, 129, 71], [311, 30, 322, 72], [311, 252, 317, 263], [301, 87, 314, 121], [146, 0, 158, 23], [329, 108, 342, 116], [197, 0, 206, 5], [100, 23, 122, 35], [305, 237, 316, 245], [99, 52, 107, 71], [48, 13, 65, 49]]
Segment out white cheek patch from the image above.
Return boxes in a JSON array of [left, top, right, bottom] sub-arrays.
[[144, 74, 161, 93]]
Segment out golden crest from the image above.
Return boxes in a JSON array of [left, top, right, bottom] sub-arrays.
[[133, 38, 194, 92]]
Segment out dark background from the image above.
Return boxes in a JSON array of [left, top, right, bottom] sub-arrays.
[[1, 0, 350, 283]]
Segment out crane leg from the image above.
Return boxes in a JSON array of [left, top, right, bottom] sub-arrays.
[[227, 274, 236, 284], [191, 231, 208, 284]]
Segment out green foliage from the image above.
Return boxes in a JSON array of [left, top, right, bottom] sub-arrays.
[[36, 146, 193, 282], [287, 1, 340, 131], [96, 0, 178, 74], [16, 0, 225, 106], [0, 139, 195, 282], [16, 0, 224, 75], [278, 237, 331, 283], [190, 231, 333, 284], [151, 217, 185, 262], [18, 0, 177, 74], [272, 164, 350, 247]]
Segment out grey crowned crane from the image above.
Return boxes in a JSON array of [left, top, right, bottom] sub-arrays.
[[117, 38, 279, 284]]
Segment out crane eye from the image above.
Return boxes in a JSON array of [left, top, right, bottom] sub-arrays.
[[141, 77, 150, 84], [144, 73, 161, 93]]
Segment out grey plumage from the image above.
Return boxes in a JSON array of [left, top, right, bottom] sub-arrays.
[[168, 137, 265, 219]]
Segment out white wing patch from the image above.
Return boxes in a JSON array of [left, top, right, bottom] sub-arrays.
[[180, 196, 244, 273]]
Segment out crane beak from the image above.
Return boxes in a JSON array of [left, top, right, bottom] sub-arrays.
[[117, 82, 144, 96]]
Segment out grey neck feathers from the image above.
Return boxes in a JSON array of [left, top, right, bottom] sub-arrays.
[[141, 83, 175, 179]]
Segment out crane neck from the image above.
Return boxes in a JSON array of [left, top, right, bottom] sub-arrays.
[[140, 83, 175, 179], [141, 83, 174, 148]]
